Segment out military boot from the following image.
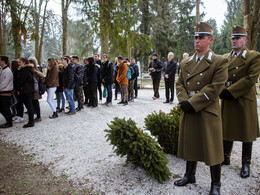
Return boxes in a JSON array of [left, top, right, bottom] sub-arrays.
[[221, 140, 233, 166], [174, 161, 197, 186], [209, 164, 221, 195], [240, 142, 252, 178]]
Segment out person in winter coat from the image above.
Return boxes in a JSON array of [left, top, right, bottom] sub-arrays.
[[220, 26, 260, 179], [162, 52, 177, 104], [0, 56, 13, 128], [15, 57, 36, 128], [101, 54, 114, 106], [62, 56, 76, 115], [29, 58, 44, 122], [116, 56, 128, 106], [55, 63, 65, 113], [86, 57, 98, 107], [174, 22, 228, 195], [149, 53, 163, 100], [113, 58, 120, 100], [94, 54, 103, 103], [83, 57, 89, 105], [45, 57, 59, 119], [72, 56, 84, 111]]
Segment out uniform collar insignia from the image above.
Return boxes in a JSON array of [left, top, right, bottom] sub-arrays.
[[188, 54, 195, 62], [205, 50, 213, 63], [242, 50, 247, 59], [207, 52, 212, 61]]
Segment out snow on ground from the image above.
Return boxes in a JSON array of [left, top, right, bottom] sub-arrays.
[[0, 89, 259, 194]]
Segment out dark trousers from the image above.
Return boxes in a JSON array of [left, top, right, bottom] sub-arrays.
[[16, 96, 24, 117], [83, 85, 89, 104], [134, 78, 138, 97], [165, 80, 174, 101], [114, 82, 120, 99], [0, 96, 12, 125], [32, 99, 41, 118], [128, 79, 135, 101], [20, 93, 34, 124], [89, 82, 98, 107], [105, 84, 112, 103], [152, 79, 160, 98], [97, 82, 102, 100]]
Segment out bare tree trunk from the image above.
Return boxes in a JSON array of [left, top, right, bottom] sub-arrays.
[[196, 0, 200, 28], [34, 0, 43, 60], [62, 0, 71, 56], [8, 0, 22, 58], [127, 0, 131, 59], [0, 2, 5, 55], [38, 0, 49, 65], [250, 0, 260, 50], [244, 0, 260, 50], [99, 0, 110, 56]]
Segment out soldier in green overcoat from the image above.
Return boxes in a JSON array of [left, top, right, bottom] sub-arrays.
[[220, 26, 260, 178], [174, 22, 228, 195]]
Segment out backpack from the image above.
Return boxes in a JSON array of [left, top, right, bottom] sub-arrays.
[[32, 75, 39, 92], [38, 78, 46, 95], [126, 66, 131, 80]]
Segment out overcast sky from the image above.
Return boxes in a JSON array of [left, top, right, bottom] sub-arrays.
[[48, 0, 227, 30]]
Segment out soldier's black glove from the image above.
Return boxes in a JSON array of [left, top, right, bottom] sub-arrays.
[[219, 88, 234, 100], [180, 101, 195, 113]]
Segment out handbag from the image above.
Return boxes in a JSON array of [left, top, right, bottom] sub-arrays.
[[38, 78, 46, 95], [10, 91, 19, 108]]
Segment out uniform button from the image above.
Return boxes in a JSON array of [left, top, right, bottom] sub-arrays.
[[236, 67, 238, 69], [187, 73, 190, 76], [197, 82, 200, 85], [200, 73, 203, 76], [233, 74, 236, 77], [187, 82, 190, 85]]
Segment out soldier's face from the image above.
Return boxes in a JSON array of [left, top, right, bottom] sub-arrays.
[[232, 37, 247, 51], [194, 36, 213, 52]]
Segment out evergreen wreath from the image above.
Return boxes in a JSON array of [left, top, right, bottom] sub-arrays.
[[144, 105, 181, 155], [105, 117, 171, 183]]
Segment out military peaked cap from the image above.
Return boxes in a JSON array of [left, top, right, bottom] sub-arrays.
[[194, 22, 213, 37], [231, 26, 247, 38]]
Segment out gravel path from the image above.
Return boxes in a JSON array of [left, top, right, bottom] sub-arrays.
[[0, 89, 259, 195]]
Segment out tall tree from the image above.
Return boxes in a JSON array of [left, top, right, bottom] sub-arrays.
[[61, 0, 72, 56], [0, 0, 9, 55], [243, 0, 260, 50], [31, 0, 49, 64]]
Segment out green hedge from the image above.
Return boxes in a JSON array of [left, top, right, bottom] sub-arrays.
[[105, 117, 171, 183], [144, 105, 181, 155]]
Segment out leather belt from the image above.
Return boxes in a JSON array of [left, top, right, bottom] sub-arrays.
[[188, 90, 199, 98], [225, 81, 233, 87]]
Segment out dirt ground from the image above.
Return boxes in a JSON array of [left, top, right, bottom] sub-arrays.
[[0, 141, 93, 195]]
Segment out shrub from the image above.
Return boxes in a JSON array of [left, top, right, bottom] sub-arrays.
[[144, 105, 181, 155], [104, 117, 171, 183]]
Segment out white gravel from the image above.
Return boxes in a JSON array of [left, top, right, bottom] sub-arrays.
[[0, 89, 259, 195]]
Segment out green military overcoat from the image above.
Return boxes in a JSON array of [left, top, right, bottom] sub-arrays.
[[176, 50, 228, 166], [221, 48, 260, 142]]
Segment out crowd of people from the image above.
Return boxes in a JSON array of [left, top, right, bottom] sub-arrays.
[[0, 54, 140, 128]]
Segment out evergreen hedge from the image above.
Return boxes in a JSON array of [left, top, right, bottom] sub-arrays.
[[144, 105, 181, 155], [105, 117, 171, 183]]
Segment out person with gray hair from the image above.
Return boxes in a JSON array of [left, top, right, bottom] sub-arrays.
[[178, 53, 189, 75], [162, 52, 177, 104]]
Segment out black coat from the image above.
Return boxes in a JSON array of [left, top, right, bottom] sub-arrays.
[[63, 64, 75, 89], [162, 60, 177, 81], [83, 65, 88, 86], [114, 64, 118, 83], [95, 59, 102, 83], [15, 64, 34, 95], [149, 59, 163, 80], [101, 61, 114, 85], [87, 63, 98, 83]]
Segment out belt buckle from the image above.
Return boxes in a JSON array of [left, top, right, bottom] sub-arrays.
[[188, 91, 195, 97]]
